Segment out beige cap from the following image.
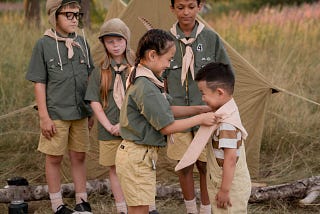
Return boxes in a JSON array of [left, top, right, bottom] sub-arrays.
[[99, 18, 134, 66], [99, 18, 130, 42]]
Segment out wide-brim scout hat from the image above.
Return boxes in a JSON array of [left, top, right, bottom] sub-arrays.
[[46, 0, 81, 29], [99, 18, 134, 66]]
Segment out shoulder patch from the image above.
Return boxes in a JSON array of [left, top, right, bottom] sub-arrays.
[[196, 43, 203, 52]]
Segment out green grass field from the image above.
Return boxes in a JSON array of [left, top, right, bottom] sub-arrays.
[[0, 2, 319, 213]]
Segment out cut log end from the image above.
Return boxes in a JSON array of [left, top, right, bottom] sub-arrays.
[[299, 189, 320, 205]]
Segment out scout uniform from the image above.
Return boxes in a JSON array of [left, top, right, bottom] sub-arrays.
[[26, 30, 94, 155], [85, 59, 130, 166], [164, 20, 232, 161], [115, 64, 175, 206], [85, 17, 133, 167]]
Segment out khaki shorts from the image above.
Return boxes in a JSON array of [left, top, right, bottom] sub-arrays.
[[115, 140, 158, 206], [167, 132, 207, 162], [38, 119, 90, 155], [99, 139, 122, 166]]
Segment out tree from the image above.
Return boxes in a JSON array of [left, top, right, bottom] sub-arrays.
[[81, 0, 91, 29], [24, 0, 40, 27]]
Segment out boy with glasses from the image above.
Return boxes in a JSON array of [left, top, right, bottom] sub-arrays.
[[26, 0, 94, 213]]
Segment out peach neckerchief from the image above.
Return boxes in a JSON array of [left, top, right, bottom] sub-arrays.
[[112, 63, 127, 110], [170, 21, 205, 86], [44, 29, 82, 59], [126, 64, 164, 89], [175, 98, 248, 171]]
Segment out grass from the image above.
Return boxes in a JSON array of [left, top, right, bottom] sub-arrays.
[[207, 2, 320, 185], [0, 2, 320, 213]]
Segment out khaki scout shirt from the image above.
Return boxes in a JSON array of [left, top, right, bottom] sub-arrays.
[[164, 23, 232, 107], [85, 66, 127, 141], [26, 33, 94, 120], [120, 77, 174, 147]]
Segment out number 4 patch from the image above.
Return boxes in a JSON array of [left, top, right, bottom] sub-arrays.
[[196, 44, 203, 52]]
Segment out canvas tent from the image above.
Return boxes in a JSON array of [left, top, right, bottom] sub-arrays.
[[93, 0, 281, 178], [104, 0, 126, 21]]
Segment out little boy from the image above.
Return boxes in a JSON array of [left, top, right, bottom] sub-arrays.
[[195, 62, 251, 213], [26, 0, 94, 213]]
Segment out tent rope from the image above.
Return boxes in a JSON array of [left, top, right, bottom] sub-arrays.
[[277, 87, 320, 106], [0, 104, 35, 121]]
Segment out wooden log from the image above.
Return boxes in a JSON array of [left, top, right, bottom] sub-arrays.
[[0, 179, 111, 203], [0, 176, 319, 204], [250, 176, 320, 203], [299, 187, 320, 205]]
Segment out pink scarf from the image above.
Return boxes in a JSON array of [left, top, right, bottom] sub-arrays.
[[175, 98, 247, 171], [170, 21, 205, 86], [44, 29, 83, 59], [126, 64, 164, 90], [113, 64, 127, 109]]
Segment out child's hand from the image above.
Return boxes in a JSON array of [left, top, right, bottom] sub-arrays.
[[40, 117, 56, 140], [110, 123, 120, 136], [88, 116, 94, 130], [199, 112, 216, 126], [213, 113, 223, 123], [215, 189, 232, 209]]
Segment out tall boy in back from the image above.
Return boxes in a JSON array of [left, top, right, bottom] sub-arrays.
[[164, 0, 233, 213], [26, 0, 94, 213], [195, 62, 251, 213]]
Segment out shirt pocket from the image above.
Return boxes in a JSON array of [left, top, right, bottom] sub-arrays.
[[77, 55, 89, 75], [46, 57, 69, 81]]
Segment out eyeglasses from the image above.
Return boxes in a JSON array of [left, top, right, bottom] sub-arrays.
[[58, 12, 83, 20]]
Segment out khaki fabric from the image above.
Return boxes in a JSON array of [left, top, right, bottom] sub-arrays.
[[119, 0, 177, 51], [38, 118, 90, 155], [105, 0, 127, 21], [99, 139, 122, 166], [115, 140, 157, 206], [207, 143, 251, 214], [167, 132, 207, 162]]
